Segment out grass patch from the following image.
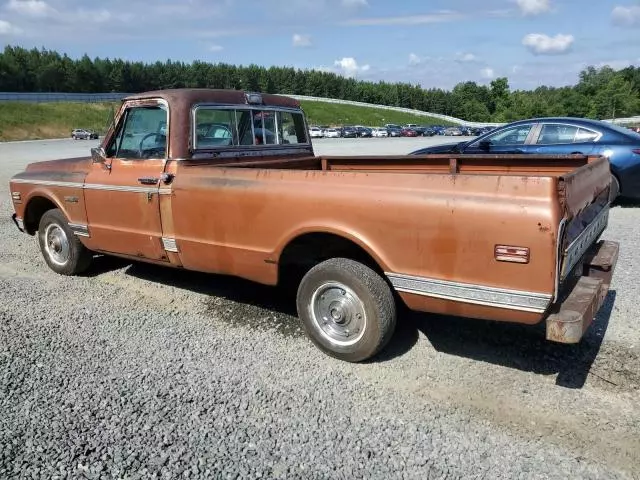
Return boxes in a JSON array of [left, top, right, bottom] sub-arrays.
[[0, 98, 455, 142], [299, 100, 454, 127], [0, 102, 117, 142]]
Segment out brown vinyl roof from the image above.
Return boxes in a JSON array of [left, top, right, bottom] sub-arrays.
[[123, 88, 301, 109]]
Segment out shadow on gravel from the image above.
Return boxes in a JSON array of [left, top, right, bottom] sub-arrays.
[[84, 254, 618, 388], [113, 261, 304, 337], [374, 291, 617, 390], [613, 198, 640, 208], [81, 254, 131, 276]]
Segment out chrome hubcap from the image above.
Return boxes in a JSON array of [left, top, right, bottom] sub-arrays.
[[310, 282, 366, 346], [44, 223, 70, 266]]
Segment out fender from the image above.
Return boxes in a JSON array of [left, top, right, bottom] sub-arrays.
[[272, 222, 392, 273]]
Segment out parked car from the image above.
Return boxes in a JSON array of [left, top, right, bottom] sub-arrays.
[[340, 126, 358, 138], [308, 126, 323, 138], [386, 126, 403, 137], [71, 129, 98, 140], [371, 127, 388, 138], [324, 128, 341, 138], [9, 90, 619, 362], [443, 127, 463, 136], [410, 117, 640, 202], [400, 127, 418, 137], [355, 126, 372, 138]]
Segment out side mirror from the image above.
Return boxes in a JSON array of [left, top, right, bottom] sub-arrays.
[[479, 140, 491, 151], [91, 147, 110, 170], [91, 146, 106, 163]]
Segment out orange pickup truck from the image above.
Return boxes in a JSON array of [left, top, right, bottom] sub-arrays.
[[9, 88, 619, 362]]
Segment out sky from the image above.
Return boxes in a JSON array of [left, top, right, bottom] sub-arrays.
[[0, 0, 639, 91]]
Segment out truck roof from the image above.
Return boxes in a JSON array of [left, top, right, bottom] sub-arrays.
[[122, 88, 301, 109]]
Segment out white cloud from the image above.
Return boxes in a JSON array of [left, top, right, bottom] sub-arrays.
[[611, 5, 640, 27], [292, 33, 312, 47], [340, 10, 463, 26], [522, 33, 574, 55], [332, 57, 370, 77], [6, 0, 52, 17], [516, 0, 551, 16], [408, 53, 421, 65], [480, 67, 495, 79], [208, 44, 223, 52], [0, 19, 22, 35], [455, 52, 478, 63]]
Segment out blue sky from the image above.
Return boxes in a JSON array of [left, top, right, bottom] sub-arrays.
[[0, 0, 639, 91]]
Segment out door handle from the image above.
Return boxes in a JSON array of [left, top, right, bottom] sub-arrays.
[[138, 177, 159, 185]]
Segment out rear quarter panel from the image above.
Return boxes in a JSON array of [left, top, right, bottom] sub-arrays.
[[170, 164, 563, 324]]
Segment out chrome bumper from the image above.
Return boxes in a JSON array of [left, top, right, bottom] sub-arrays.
[[546, 240, 619, 343]]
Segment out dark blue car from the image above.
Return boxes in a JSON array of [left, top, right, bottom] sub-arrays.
[[409, 117, 640, 201]]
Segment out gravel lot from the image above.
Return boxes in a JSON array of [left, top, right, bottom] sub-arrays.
[[1, 137, 639, 479]]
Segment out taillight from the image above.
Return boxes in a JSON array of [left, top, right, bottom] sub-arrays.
[[494, 245, 530, 264]]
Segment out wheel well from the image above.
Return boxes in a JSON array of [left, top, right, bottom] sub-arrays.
[[277, 233, 385, 288], [23, 196, 58, 235]]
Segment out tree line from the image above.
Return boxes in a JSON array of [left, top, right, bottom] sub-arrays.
[[1, 45, 639, 123]]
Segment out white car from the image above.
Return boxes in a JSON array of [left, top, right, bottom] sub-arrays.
[[372, 127, 388, 137], [308, 127, 323, 138], [324, 128, 340, 138]]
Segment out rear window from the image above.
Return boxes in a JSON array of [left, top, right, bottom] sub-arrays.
[[193, 106, 309, 149]]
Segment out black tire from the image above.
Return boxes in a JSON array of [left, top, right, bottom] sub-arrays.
[[296, 257, 396, 362], [37, 208, 93, 275], [609, 174, 620, 203]]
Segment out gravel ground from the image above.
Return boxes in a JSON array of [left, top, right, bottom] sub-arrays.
[[0, 137, 639, 479]]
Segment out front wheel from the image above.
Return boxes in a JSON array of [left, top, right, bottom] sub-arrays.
[[296, 258, 397, 362], [37, 208, 93, 275]]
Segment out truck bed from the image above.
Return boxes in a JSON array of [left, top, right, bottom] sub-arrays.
[[200, 152, 602, 177], [188, 153, 610, 220]]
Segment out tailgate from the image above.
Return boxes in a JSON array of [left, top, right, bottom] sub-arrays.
[[556, 156, 612, 286]]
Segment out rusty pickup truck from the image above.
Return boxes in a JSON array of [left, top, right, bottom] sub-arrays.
[[9, 88, 619, 362]]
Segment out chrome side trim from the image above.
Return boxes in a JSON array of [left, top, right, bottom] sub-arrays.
[[11, 178, 162, 194], [83, 183, 157, 194], [560, 205, 609, 281], [161, 237, 178, 253], [385, 272, 552, 313], [68, 223, 90, 237], [10, 179, 84, 189]]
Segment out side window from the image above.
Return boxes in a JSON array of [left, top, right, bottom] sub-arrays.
[[483, 124, 533, 145], [535, 124, 579, 145], [105, 105, 167, 159], [253, 110, 277, 145], [194, 108, 237, 148], [574, 128, 599, 142], [277, 111, 308, 145], [236, 109, 255, 145]]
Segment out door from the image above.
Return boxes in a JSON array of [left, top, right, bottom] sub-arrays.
[[528, 122, 597, 155], [462, 123, 538, 154], [84, 99, 169, 261]]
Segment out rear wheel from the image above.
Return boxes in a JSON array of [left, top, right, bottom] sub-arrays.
[[296, 257, 396, 362], [609, 174, 620, 203], [37, 208, 93, 275]]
